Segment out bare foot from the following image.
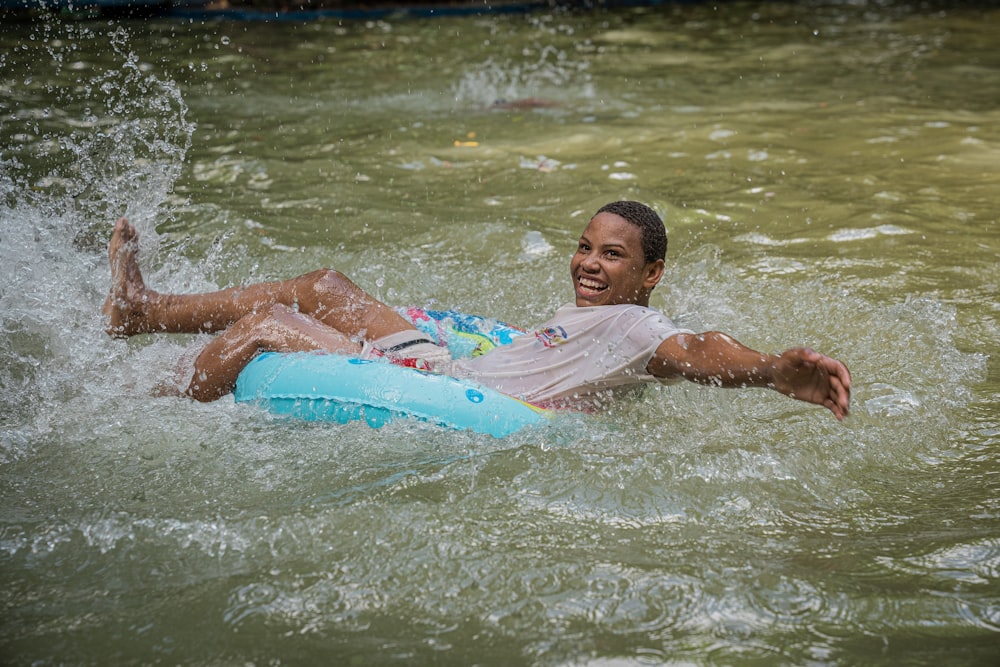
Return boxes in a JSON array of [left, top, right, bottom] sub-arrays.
[[102, 218, 155, 338]]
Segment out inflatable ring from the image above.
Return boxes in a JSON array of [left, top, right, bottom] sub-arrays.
[[234, 353, 548, 437], [233, 308, 549, 437]]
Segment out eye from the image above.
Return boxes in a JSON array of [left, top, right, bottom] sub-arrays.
[[577, 242, 590, 253]]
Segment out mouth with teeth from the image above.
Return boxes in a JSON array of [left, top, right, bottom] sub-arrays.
[[576, 275, 608, 297]]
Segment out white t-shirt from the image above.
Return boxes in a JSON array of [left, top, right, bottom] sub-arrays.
[[451, 304, 692, 409]]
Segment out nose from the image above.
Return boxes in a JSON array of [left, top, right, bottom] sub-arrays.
[[580, 251, 600, 271]]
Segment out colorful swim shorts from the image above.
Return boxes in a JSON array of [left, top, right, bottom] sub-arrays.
[[361, 330, 453, 372]]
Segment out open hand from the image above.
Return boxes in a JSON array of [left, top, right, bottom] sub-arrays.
[[770, 348, 852, 420]]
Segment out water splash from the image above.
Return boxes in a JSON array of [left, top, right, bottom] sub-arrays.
[[0, 22, 194, 461], [451, 46, 593, 110], [1, 23, 193, 242]]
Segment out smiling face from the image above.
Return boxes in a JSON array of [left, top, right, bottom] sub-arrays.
[[570, 212, 665, 308]]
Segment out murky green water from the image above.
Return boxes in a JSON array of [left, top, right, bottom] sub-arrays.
[[2, 2, 998, 664]]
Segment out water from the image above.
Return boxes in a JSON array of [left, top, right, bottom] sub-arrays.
[[1, 2, 998, 664]]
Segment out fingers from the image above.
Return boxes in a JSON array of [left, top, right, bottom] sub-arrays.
[[818, 356, 851, 421], [784, 347, 852, 420]]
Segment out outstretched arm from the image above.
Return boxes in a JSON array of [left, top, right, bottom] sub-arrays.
[[647, 332, 851, 420]]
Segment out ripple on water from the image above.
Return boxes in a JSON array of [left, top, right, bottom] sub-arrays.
[[882, 538, 1000, 588]]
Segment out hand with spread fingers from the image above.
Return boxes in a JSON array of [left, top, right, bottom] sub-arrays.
[[768, 347, 852, 421]]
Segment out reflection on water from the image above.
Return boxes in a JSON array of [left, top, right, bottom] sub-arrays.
[[1, 2, 998, 664]]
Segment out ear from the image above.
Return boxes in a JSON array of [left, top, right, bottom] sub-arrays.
[[643, 259, 665, 290]]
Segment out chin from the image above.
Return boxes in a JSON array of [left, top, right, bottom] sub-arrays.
[[576, 298, 610, 308]]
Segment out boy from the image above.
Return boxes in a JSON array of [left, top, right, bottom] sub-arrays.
[[104, 201, 850, 419]]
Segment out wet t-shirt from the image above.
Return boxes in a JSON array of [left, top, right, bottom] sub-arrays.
[[451, 304, 692, 409]]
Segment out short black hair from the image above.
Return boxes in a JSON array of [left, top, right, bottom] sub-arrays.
[[595, 200, 667, 264]]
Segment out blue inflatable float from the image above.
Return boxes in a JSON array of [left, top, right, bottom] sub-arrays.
[[233, 308, 550, 437]]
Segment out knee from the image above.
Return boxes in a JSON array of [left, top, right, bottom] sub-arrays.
[[308, 268, 364, 301], [230, 304, 290, 333], [225, 304, 302, 351], [289, 269, 374, 319]]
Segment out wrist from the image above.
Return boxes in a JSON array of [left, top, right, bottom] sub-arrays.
[[759, 354, 780, 388]]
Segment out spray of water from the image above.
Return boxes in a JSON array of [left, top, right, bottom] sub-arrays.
[[0, 22, 194, 460], [451, 45, 593, 110]]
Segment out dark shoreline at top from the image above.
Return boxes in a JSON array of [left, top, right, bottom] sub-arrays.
[[4, 0, 996, 22], [2, 0, 713, 21]]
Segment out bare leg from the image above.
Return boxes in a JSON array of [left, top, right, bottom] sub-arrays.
[[186, 303, 361, 402], [104, 218, 416, 343]]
